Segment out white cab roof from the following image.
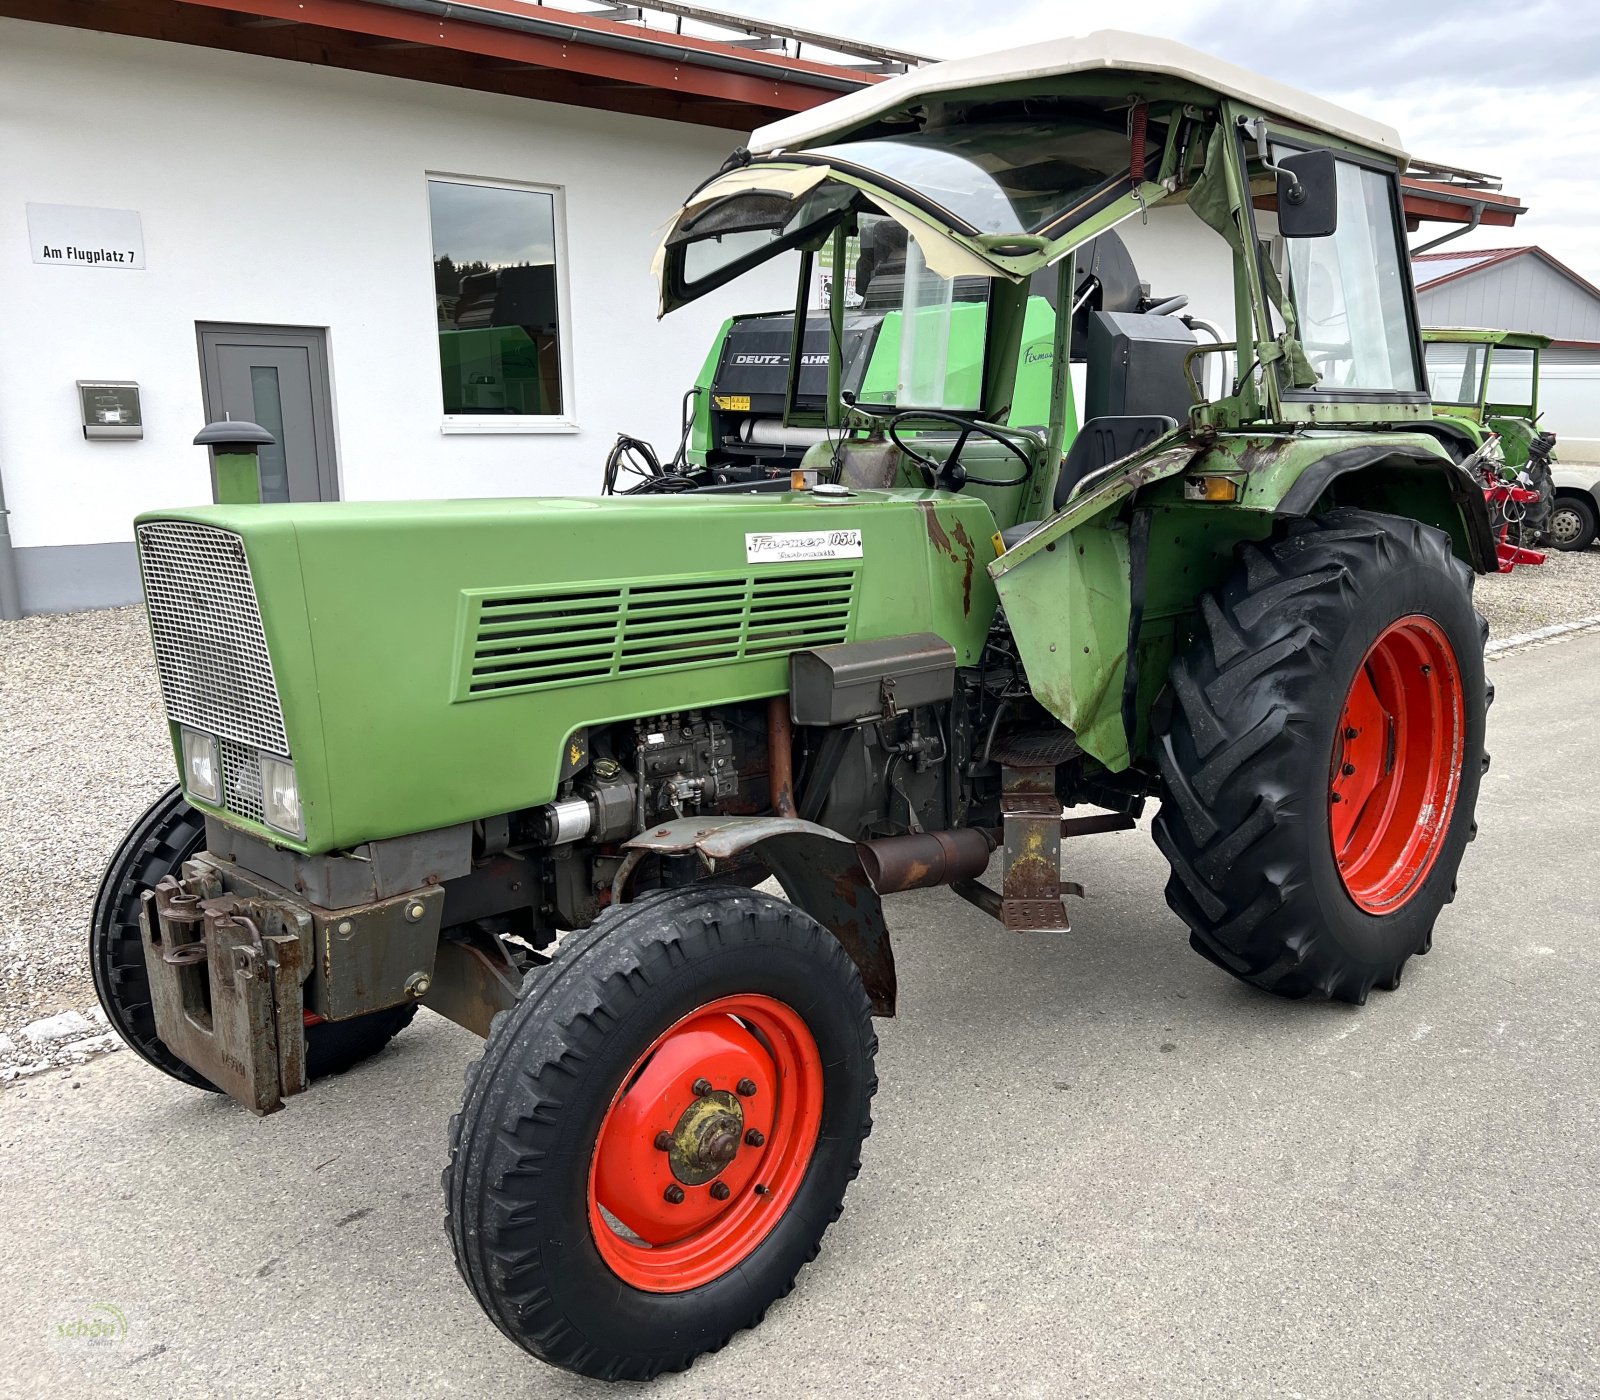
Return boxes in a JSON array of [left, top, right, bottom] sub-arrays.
[[750, 30, 1406, 162]]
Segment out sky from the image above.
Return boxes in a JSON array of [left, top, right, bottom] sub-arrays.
[[740, 0, 1600, 281]]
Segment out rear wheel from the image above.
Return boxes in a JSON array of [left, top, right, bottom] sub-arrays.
[[91, 785, 416, 1089], [443, 885, 876, 1381], [1153, 509, 1489, 1002], [1547, 493, 1598, 551]]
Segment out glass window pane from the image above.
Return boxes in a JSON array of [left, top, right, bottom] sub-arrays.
[[249, 365, 291, 503], [1486, 346, 1536, 407], [812, 119, 1131, 235], [1424, 342, 1486, 404], [429, 180, 564, 416], [853, 215, 990, 412], [1283, 160, 1419, 393]]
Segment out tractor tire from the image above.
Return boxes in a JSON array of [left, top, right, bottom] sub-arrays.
[[1547, 492, 1598, 551], [1153, 509, 1489, 1003], [91, 784, 416, 1090], [443, 885, 877, 1381]]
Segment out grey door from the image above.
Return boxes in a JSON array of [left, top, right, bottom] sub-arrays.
[[197, 325, 339, 502]]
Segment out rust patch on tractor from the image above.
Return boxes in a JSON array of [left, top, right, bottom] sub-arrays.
[[1234, 435, 1295, 470], [918, 500, 977, 614]]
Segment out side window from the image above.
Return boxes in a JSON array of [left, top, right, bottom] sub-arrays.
[[429, 177, 566, 421], [1424, 341, 1486, 404], [1282, 159, 1420, 393], [1486, 346, 1537, 408]]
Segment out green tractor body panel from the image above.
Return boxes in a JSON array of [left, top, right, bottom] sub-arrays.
[[138, 491, 997, 855], [990, 428, 1463, 769]]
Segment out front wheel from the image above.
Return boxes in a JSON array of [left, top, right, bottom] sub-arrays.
[[443, 886, 877, 1381], [1154, 510, 1490, 1003]]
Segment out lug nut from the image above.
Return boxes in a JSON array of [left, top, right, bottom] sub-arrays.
[[654, 1131, 673, 1151], [745, 1128, 765, 1147], [692, 1078, 713, 1097], [709, 1182, 731, 1201], [1345, 727, 1359, 740], [736, 1078, 758, 1097], [664, 1185, 685, 1205], [1342, 763, 1356, 776]]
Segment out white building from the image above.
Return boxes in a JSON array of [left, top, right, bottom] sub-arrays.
[[0, 0, 917, 615]]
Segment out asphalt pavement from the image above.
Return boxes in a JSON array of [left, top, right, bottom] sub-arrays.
[[3, 632, 1596, 1400]]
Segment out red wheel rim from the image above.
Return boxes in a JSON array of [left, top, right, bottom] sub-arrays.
[[587, 993, 824, 1293], [1330, 615, 1465, 914]]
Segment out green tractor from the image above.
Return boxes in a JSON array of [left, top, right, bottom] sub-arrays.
[[94, 32, 1497, 1381], [1422, 326, 1558, 546]]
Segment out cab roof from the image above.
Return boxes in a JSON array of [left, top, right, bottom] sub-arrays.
[[750, 30, 1407, 163], [1422, 327, 1553, 349]]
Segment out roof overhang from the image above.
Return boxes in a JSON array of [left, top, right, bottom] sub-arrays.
[[1402, 179, 1527, 231], [751, 30, 1407, 160], [1, 0, 906, 130]]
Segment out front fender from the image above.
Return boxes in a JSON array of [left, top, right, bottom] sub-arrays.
[[616, 816, 896, 1015]]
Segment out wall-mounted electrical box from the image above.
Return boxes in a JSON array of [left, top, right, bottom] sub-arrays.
[[77, 381, 143, 440]]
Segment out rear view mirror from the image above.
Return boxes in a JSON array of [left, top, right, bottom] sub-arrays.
[[1276, 149, 1337, 239]]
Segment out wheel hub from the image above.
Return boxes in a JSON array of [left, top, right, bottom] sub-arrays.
[[1549, 507, 1582, 544], [668, 1090, 745, 1185]]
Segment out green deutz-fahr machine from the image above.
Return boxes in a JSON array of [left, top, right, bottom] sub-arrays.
[[95, 33, 1499, 1380]]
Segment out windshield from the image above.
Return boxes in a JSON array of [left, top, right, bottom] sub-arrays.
[[1424, 341, 1487, 405], [810, 119, 1131, 236]]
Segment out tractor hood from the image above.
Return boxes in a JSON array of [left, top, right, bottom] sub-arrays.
[[134, 492, 997, 854]]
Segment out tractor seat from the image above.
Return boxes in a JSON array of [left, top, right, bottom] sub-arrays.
[[999, 414, 1178, 549]]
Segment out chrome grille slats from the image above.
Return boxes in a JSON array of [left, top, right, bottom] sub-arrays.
[[136, 521, 290, 757]]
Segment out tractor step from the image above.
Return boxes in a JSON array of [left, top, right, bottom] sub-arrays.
[[998, 765, 1071, 931]]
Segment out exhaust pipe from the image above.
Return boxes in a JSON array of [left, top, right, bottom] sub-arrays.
[[858, 828, 995, 894]]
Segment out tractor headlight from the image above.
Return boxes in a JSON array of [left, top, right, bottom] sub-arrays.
[[260, 755, 304, 838], [180, 727, 220, 803]]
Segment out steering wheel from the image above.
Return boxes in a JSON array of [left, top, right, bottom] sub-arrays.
[[886, 410, 1034, 492]]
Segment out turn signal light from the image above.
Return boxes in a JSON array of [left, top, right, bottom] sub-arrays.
[[1183, 475, 1241, 503]]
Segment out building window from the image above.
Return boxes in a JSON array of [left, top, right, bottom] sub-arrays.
[[428, 176, 568, 425]]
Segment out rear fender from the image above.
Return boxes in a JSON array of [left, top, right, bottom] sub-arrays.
[[615, 816, 896, 1015], [1275, 444, 1497, 573]]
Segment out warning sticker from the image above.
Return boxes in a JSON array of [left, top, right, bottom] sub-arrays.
[[745, 529, 863, 564], [713, 394, 751, 411]]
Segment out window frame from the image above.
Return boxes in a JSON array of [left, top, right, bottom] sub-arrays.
[[1242, 132, 1430, 408], [426, 171, 578, 436]]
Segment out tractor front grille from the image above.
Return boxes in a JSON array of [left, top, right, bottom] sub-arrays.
[[136, 521, 291, 759], [459, 567, 860, 699]]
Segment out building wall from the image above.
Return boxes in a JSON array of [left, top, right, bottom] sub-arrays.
[[1416, 257, 1600, 341], [1535, 348, 1600, 465], [0, 19, 793, 611]]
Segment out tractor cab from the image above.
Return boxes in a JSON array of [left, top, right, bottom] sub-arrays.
[[1422, 327, 1552, 465], [646, 30, 1436, 546]]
